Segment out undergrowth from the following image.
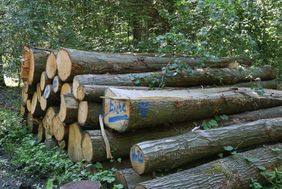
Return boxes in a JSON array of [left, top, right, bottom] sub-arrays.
[[0, 109, 123, 189]]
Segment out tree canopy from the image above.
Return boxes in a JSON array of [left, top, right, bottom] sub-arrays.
[[0, 0, 281, 77]]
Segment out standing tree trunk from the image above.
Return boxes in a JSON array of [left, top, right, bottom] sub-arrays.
[[136, 143, 282, 189]]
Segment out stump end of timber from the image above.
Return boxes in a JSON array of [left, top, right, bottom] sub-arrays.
[[82, 132, 94, 162], [78, 101, 88, 126], [53, 76, 60, 93], [130, 145, 146, 175], [68, 123, 84, 162], [31, 92, 38, 114], [40, 96, 47, 111], [53, 115, 67, 142], [61, 83, 72, 97], [57, 49, 72, 81], [21, 46, 32, 82], [103, 97, 130, 132], [36, 83, 41, 101], [77, 85, 86, 101], [43, 84, 52, 99], [46, 52, 57, 79], [72, 77, 80, 99], [40, 71, 48, 91]]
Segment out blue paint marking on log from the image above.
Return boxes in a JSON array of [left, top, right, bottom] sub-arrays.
[[131, 147, 144, 163], [139, 101, 150, 118], [108, 115, 129, 123], [109, 99, 126, 114]]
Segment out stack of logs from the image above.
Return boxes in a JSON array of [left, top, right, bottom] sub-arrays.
[[20, 46, 282, 189]]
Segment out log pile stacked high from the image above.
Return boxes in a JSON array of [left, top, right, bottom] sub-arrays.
[[20, 47, 282, 189]]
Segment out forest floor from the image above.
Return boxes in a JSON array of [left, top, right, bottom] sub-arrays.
[[0, 86, 44, 189]]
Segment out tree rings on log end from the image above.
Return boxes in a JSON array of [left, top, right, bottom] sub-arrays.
[[40, 71, 50, 91], [40, 96, 47, 111], [68, 123, 84, 162], [82, 132, 93, 162], [61, 83, 72, 97], [130, 145, 146, 175], [78, 101, 88, 126], [53, 115, 68, 141], [72, 78, 80, 99], [57, 49, 72, 81], [77, 85, 86, 101], [46, 52, 57, 79]]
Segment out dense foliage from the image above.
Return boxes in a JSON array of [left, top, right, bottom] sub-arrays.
[[0, 0, 281, 77], [0, 109, 122, 188]]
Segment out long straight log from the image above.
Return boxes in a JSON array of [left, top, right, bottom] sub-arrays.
[[68, 123, 84, 162], [75, 80, 278, 102], [57, 48, 251, 81], [115, 169, 154, 189], [21, 47, 51, 85], [78, 101, 102, 127], [59, 94, 78, 123], [136, 143, 282, 189], [82, 123, 195, 162], [130, 118, 282, 174], [72, 65, 275, 99], [46, 52, 57, 79], [103, 87, 282, 132]]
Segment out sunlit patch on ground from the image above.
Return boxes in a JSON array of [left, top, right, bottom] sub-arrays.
[[4, 76, 20, 87]]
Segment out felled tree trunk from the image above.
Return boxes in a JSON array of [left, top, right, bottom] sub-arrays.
[[68, 123, 84, 162], [52, 76, 61, 93], [37, 122, 45, 142], [40, 71, 52, 91], [21, 47, 51, 85], [72, 65, 275, 98], [31, 92, 45, 117], [115, 168, 154, 189], [26, 113, 40, 133], [78, 101, 102, 127], [42, 107, 59, 136], [81, 123, 195, 162], [136, 143, 282, 189], [52, 115, 68, 142], [103, 87, 282, 132], [131, 118, 282, 174], [57, 48, 251, 81]]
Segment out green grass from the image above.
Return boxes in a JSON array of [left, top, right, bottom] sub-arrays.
[[0, 109, 123, 189]]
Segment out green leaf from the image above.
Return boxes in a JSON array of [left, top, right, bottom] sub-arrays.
[[257, 166, 266, 171], [94, 162, 103, 169]]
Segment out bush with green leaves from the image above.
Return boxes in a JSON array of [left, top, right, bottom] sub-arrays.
[[0, 109, 122, 189]]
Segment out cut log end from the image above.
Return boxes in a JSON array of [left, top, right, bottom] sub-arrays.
[[53, 115, 67, 141], [43, 84, 52, 99], [103, 97, 130, 132], [26, 99, 32, 112], [78, 101, 88, 125], [68, 123, 84, 162], [77, 85, 86, 101], [82, 132, 93, 162], [40, 96, 47, 111], [40, 71, 50, 91], [46, 52, 57, 79], [57, 49, 72, 81], [130, 145, 145, 175], [61, 83, 72, 97], [37, 122, 45, 142], [21, 47, 32, 81], [72, 78, 80, 99], [36, 83, 41, 101], [53, 76, 61, 93]]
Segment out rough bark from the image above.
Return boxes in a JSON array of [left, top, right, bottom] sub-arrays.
[[68, 123, 84, 162], [46, 52, 57, 79], [59, 93, 79, 123], [78, 101, 102, 127], [21, 47, 51, 85], [82, 123, 195, 162], [136, 143, 282, 189], [103, 87, 282, 132], [57, 48, 252, 81], [75, 80, 277, 102], [72, 65, 275, 98], [131, 118, 282, 174], [115, 168, 154, 189]]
